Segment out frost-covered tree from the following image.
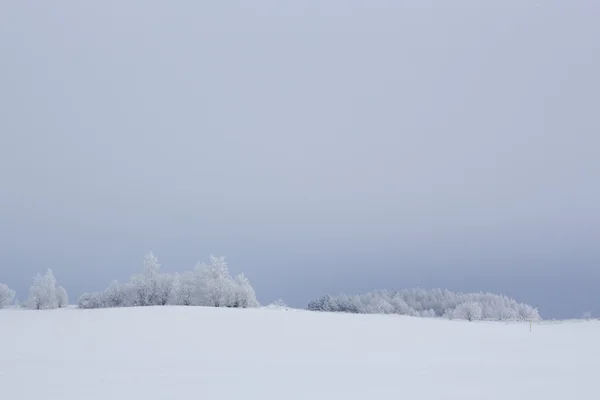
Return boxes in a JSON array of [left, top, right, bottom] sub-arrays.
[[132, 252, 159, 306], [171, 271, 195, 306], [231, 273, 260, 308], [156, 273, 174, 306], [103, 280, 134, 307], [267, 298, 289, 309], [56, 286, 69, 308], [308, 294, 336, 312], [451, 302, 483, 321], [78, 281, 135, 309], [0, 283, 16, 308], [169, 256, 260, 308], [131, 252, 173, 306], [78, 292, 105, 309], [200, 255, 235, 307], [28, 269, 60, 310], [365, 296, 395, 314]]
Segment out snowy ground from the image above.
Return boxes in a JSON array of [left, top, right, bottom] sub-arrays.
[[1, 306, 597, 399]]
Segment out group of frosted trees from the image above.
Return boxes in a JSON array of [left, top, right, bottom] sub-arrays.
[[0, 270, 68, 310], [78, 253, 260, 309], [308, 288, 541, 321], [28, 269, 69, 310], [1, 253, 258, 311], [0, 283, 16, 309], [2, 259, 543, 321]]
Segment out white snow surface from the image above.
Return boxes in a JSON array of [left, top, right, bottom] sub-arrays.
[[1, 306, 597, 399]]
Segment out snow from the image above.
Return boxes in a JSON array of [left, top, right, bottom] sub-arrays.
[[1, 306, 597, 399]]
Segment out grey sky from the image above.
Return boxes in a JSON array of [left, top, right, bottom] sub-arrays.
[[1, 1, 598, 318]]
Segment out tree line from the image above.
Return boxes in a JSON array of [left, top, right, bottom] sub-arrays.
[[78, 253, 259, 309], [0, 252, 259, 311], [1, 254, 546, 321], [1, 269, 68, 310], [308, 288, 541, 321]]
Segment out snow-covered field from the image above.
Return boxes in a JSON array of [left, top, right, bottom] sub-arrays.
[[1, 307, 597, 399]]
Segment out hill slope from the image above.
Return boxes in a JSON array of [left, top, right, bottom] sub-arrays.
[[1, 306, 597, 399]]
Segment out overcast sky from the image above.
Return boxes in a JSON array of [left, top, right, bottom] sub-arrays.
[[1, 1, 598, 318]]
